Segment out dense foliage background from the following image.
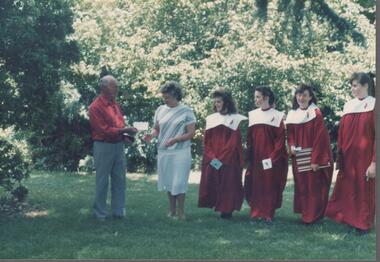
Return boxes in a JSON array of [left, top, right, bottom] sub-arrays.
[[0, 0, 376, 197]]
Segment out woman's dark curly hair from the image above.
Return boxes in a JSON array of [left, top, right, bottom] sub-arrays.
[[159, 81, 183, 101], [212, 89, 237, 114]]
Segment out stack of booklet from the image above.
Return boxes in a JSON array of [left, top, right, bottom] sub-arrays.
[[295, 148, 330, 173]]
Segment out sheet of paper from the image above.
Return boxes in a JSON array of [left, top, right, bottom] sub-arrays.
[[133, 121, 149, 131], [262, 158, 272, 170]]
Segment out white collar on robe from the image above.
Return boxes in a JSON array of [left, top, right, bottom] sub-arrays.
[[285, 103, 318, 124], [248, 108, 284, 127], [205, 112, 248, 131], [342, 96, 375, 116]]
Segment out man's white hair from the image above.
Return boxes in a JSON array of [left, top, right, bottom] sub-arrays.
[[98, 75, 117, 91]]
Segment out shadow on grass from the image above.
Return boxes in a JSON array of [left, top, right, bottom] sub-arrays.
[[0, 171, 376, 260]]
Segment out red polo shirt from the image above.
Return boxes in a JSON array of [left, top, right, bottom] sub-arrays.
[[88, 95, 125, 142]]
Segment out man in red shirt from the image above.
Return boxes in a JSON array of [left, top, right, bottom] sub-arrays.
[[88, 75, 137, 220]]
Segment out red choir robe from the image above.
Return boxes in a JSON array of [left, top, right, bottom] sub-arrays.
[[325, 96, 376, 230], [198, 113, 247, 213], [286, 103, 333, 223], [244, 108, 288, 220]]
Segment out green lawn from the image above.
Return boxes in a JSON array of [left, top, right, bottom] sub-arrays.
[[0, 171, 376, 260]]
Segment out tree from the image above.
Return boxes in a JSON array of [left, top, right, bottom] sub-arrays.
[[0, 0, 83, 170], [0, 0, 79, 131], [255, 0, 369, 47]]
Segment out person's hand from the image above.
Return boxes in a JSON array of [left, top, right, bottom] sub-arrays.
[[165, 137, 178, 147], [124, 135, 134, 144], [119, 127, 138, 135], [143, 133, 154, 143], [124, 127, 138, 134], [366, 162, 376, 180], [287, 145, 296, 156], [311, 163, 319, 172]]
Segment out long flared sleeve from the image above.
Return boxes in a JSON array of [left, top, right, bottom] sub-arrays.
[[269, 121, 287, 164], [217, 128, 244, 167], [310, 109, 331, 165], [202, 129, 216, 164]]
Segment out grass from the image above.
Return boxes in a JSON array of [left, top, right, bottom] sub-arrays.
[[0, 170, 376, 260]]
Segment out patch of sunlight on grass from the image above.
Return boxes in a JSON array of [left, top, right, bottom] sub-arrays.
[[147, 175, 158, 182], [79, 208, 90, 215], [30, 173, 50, 178], [24, 210, 49, 218], [126, 173, 146, 181], [254, 228, 270, 236], [128, 171, 201, 185], [77, 172, 94, 176], [129, 187, 143, 192], [188, 171, 201, 184], [75, 179, 88, 183], [329, 234, 345, 241], [240, 203, 250, 211], [76, 246, 101, 258], [216, 238, 231, 245]]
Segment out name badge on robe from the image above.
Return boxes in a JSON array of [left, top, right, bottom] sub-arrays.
[[210, 158, 223, 170], [262, 158, 272, 170]]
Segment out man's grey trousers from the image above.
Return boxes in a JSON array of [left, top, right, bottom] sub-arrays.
[[93, 141, 126, 218]]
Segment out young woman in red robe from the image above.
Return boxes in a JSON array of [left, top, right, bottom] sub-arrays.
[[198, 89, 247, 219], [325, 72, 376, 235], [244, 86, 288, 222], [286, 84, 333, 224]]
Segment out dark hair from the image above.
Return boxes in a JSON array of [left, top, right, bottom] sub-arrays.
[[159, 81, 183, 101], [292, 84, 317, 110], [255, 85, 275, 106], [350, 72, 375, 96], [212, 89, 237, 114]]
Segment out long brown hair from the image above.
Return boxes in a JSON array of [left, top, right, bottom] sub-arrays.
[[212, 89, 237, 114], [350, 72, 375, 96], [291, 84, 317, 110]]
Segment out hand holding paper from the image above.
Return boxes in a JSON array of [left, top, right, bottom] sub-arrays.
[[290, 145, 302, 156], [122, 126, 138, 143], [133, 121, 149, 131], [123, 133, 135, 143]]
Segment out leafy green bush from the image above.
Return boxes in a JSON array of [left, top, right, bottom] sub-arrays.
[[0, 138, 30, 202], [28, 106, 92, 172]]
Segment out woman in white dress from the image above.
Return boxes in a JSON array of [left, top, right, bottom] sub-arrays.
[[144, 81, 196, 220]]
